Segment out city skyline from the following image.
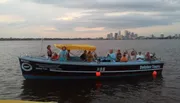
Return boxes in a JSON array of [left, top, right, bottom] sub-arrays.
[[1, 0, 180, 38]]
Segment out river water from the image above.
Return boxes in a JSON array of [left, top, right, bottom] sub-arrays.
[[0, 40, 180, 103]]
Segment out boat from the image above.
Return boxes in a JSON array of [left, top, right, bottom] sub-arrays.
[[18, 44, 164, 80]]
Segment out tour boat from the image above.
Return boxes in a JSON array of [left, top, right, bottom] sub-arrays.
[[18, 44, 164, 80]]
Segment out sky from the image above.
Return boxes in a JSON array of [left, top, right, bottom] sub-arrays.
[[0, 0, 180, 38]]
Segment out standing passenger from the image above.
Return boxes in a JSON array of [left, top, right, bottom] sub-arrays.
[[59, 46, 68, 62]]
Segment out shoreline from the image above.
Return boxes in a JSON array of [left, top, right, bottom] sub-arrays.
[[0, 39, 180, 41]]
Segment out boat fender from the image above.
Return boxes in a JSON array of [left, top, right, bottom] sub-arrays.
[[96, 71, 101, 77]]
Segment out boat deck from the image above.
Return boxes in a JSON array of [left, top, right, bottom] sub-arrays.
[[19, 56, 164, 66]]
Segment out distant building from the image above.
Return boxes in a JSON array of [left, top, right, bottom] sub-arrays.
[[117, 34, 123, 40], [175, 34, 178, 38], [107, 34, 110, 39], [124, 30, 130, 39], [134, 34, 138, 38], [151, 34, 155, 39], [114, 33, 118, 40], [138, 36, 145, 39], [160, 34, 164, 38], [119, 31, 121, 35], [179, 34, 180, 38], [107, 33, 113, 40]]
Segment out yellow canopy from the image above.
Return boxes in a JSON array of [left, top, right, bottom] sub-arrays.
[[54, 44, 96, 51]]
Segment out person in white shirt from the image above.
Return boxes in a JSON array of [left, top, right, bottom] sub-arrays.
[[107, 49, 116, 62], [136, 52, 145, 61]]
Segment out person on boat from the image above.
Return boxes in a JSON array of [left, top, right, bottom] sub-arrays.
[[51, 52, 59, 61], [116, 49, 122, 62], [67, 49, 74, 60], [136, 52, 145, 61], [145, 52, 151, 61], [47, 45, 53, 58], [120, 54, 128, 62], [130, 49, 137, 61], [124, 50, 130, 60], [107, 49, 116, 62], [87, 51, 94, 62], [93, 51, 98, 60], [80, 50, 87, 61], [151, 53, 157, 60], [59, 46, 68, 61]]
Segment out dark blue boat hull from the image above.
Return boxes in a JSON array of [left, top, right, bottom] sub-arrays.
[[19, 56, 164, 80]]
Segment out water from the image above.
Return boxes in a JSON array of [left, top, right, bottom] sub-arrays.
[[0, 40, 180, 103]]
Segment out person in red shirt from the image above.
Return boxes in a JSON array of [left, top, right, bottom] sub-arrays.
[[51, 52, 59, 61]]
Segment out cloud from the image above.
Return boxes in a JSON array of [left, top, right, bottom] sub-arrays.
[[53, 12, 91, 21], [0, 15, 25, 23], [1, 0, 180, 38], [43, 27, 58, 32], [27, 0, 180, 12], [0, 0, 8, 4], [74, 27, 104, 31]]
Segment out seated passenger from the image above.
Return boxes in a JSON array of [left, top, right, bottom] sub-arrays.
[[136, 52, 145, 61], [107, 49, 116, 62], [80, 50, 87, 61], [116, 49, 122, 62], [130, 49, 137, 61], [145, 52, 151, 61], [59, 46, 68, 62], [124, 50, 130, 59], [151, 53, 157, 60], [47, 45, 53, 58], [120, 54, 128, 62], [87, 51, 94, 62], [51, 52, 59, 61], [93, 52, 98, 60]]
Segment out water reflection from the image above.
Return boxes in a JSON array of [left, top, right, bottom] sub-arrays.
[[19, 76, 164, 103]]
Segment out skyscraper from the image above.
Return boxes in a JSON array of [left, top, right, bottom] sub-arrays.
[[124, 30, 130, 39], [119, 31, 121, 35], [107, 33, 113, 39], [114, 33, 118, 40]]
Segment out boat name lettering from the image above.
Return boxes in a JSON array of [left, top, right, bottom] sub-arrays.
[[152, 65, 161, 69], [35, 64, 61, 71], [49, 68, 62, 72], [97, 67, 105, 71], [140, 65, 161, 69], [35, 67, 48, 70], [36, 64, 60, 68]]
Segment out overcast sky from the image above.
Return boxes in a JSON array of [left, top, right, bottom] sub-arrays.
[[0, 0, 180, 38]]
